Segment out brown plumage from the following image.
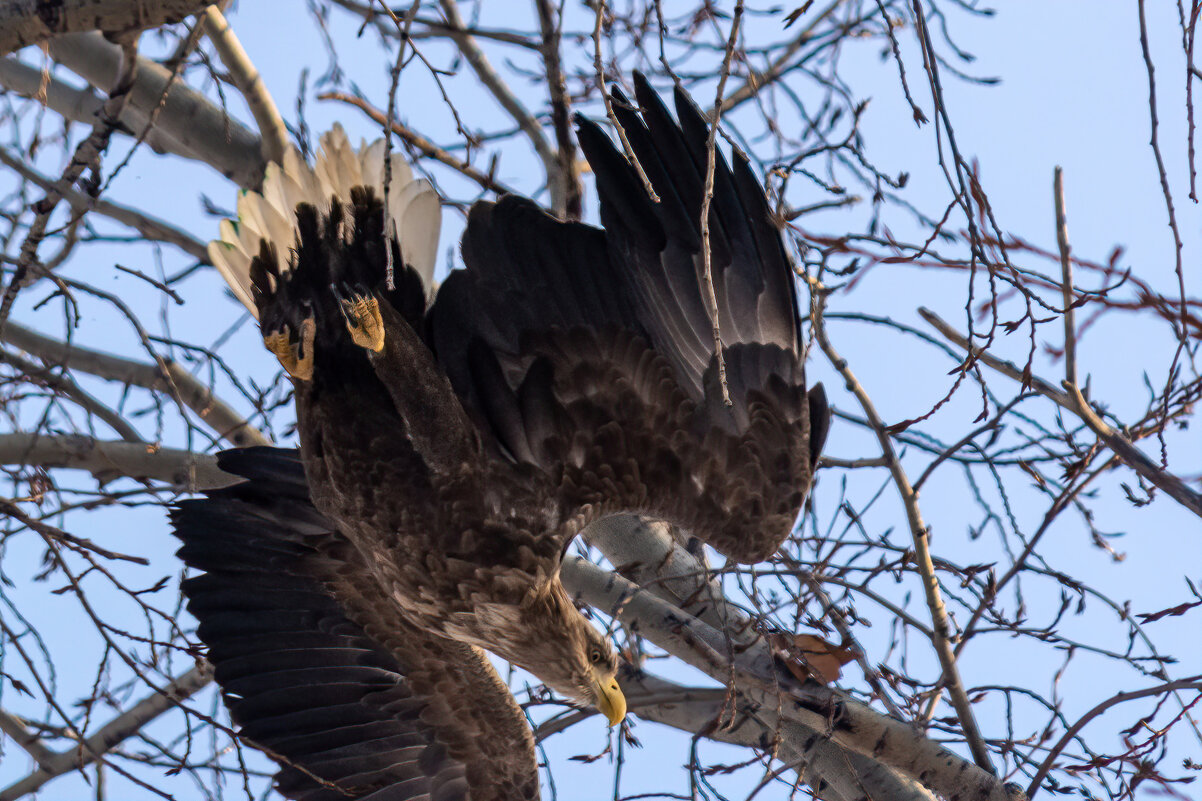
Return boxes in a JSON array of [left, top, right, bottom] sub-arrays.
[[173, 74, 831, 801]]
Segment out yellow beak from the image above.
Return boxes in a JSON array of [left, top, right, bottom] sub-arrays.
[[593, 675, 627, 727]]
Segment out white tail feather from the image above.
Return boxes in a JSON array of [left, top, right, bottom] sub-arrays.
[[207, 123, 442, 319]]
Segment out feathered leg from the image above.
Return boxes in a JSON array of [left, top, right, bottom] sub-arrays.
[[364, 299, 481, 474]]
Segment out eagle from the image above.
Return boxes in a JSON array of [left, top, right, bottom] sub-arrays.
[[173, 74, 830, 801]]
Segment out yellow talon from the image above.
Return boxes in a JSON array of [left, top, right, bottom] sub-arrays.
[[263, 317, 316, 380], [263, 329, 294, 372], [295, 317, 316, 378], [341, 294, 385, 352]]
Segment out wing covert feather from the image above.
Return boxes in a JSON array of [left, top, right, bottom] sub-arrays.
[[428, 74, 830, 563]]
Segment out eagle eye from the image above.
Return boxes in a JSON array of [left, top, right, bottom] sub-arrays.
[[588, 647, 605, 665]]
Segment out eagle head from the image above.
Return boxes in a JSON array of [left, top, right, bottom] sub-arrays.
[[493, 581, 626, 727], [574, 619, 627, 728]]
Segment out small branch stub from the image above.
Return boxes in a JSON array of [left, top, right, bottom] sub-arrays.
[[1053, 166, 1077, 387]]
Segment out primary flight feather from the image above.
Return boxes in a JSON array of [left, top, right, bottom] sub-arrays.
[[175, 73, 831, 801]]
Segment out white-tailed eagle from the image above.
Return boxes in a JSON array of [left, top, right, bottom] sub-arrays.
[[173, 73, 830, 801]]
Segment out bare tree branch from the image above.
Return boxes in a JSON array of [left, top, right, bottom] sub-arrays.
[[0, 345, 144, 442], [0, 36, 139, 330], [330, 1, 541, 49], [0, 433, 236, 488], [2, 321, 268, 447], [200, 6, 289, 165], [697, 0, 745, 406], [592, 0, 659, 203], [0, 665, 212, 801], [0, 710, 57, 767], [0, 143, 208, 261], [0, 56, 188, 156], [584, 516, 755, 648], [0, 0, 211, 57], [1054, 166, 1078, 388], [535, 0, 582, 220], [1025, 675, 1202, 798], [619, 672, 934, 801], [561, 555, 1022, 801], [721, 0, 844, 113], [582, 516, 923, 801], [48, 33, 263, 187], [0, 498, 149, 564]]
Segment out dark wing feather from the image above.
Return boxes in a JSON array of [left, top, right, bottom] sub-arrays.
[[429, 74, 829, 563], [172, 447, 539, 801], [428, 197, 642, 464]]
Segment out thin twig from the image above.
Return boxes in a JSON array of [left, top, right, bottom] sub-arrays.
[[2, 321, 268, 447], [920, 307, 1202, 518], [873, 0, 927, 124], [1185, 2, 1200, 201], [697, 0, 745, 407], [820, 454, 891, 469], [1137, 0, 1188, 342], [810, 286, 996, 773], [378, 0, 422, 290], [437, 0, 558, 181], [592, 0, 658, 202], [0, 499, 148, 565], [319, 91, 517, 196], [0, 666, 213, 801], [0, 38, 139, 333], [1137, 0, 1192, 473], [1025, 675, 1202, 798]]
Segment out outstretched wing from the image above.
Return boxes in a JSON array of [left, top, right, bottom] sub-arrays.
[[172, 448, 539, 801], [429, 73, 829, 563]]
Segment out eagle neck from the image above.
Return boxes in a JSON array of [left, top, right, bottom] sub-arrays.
[[466, 577, 596, 701]]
